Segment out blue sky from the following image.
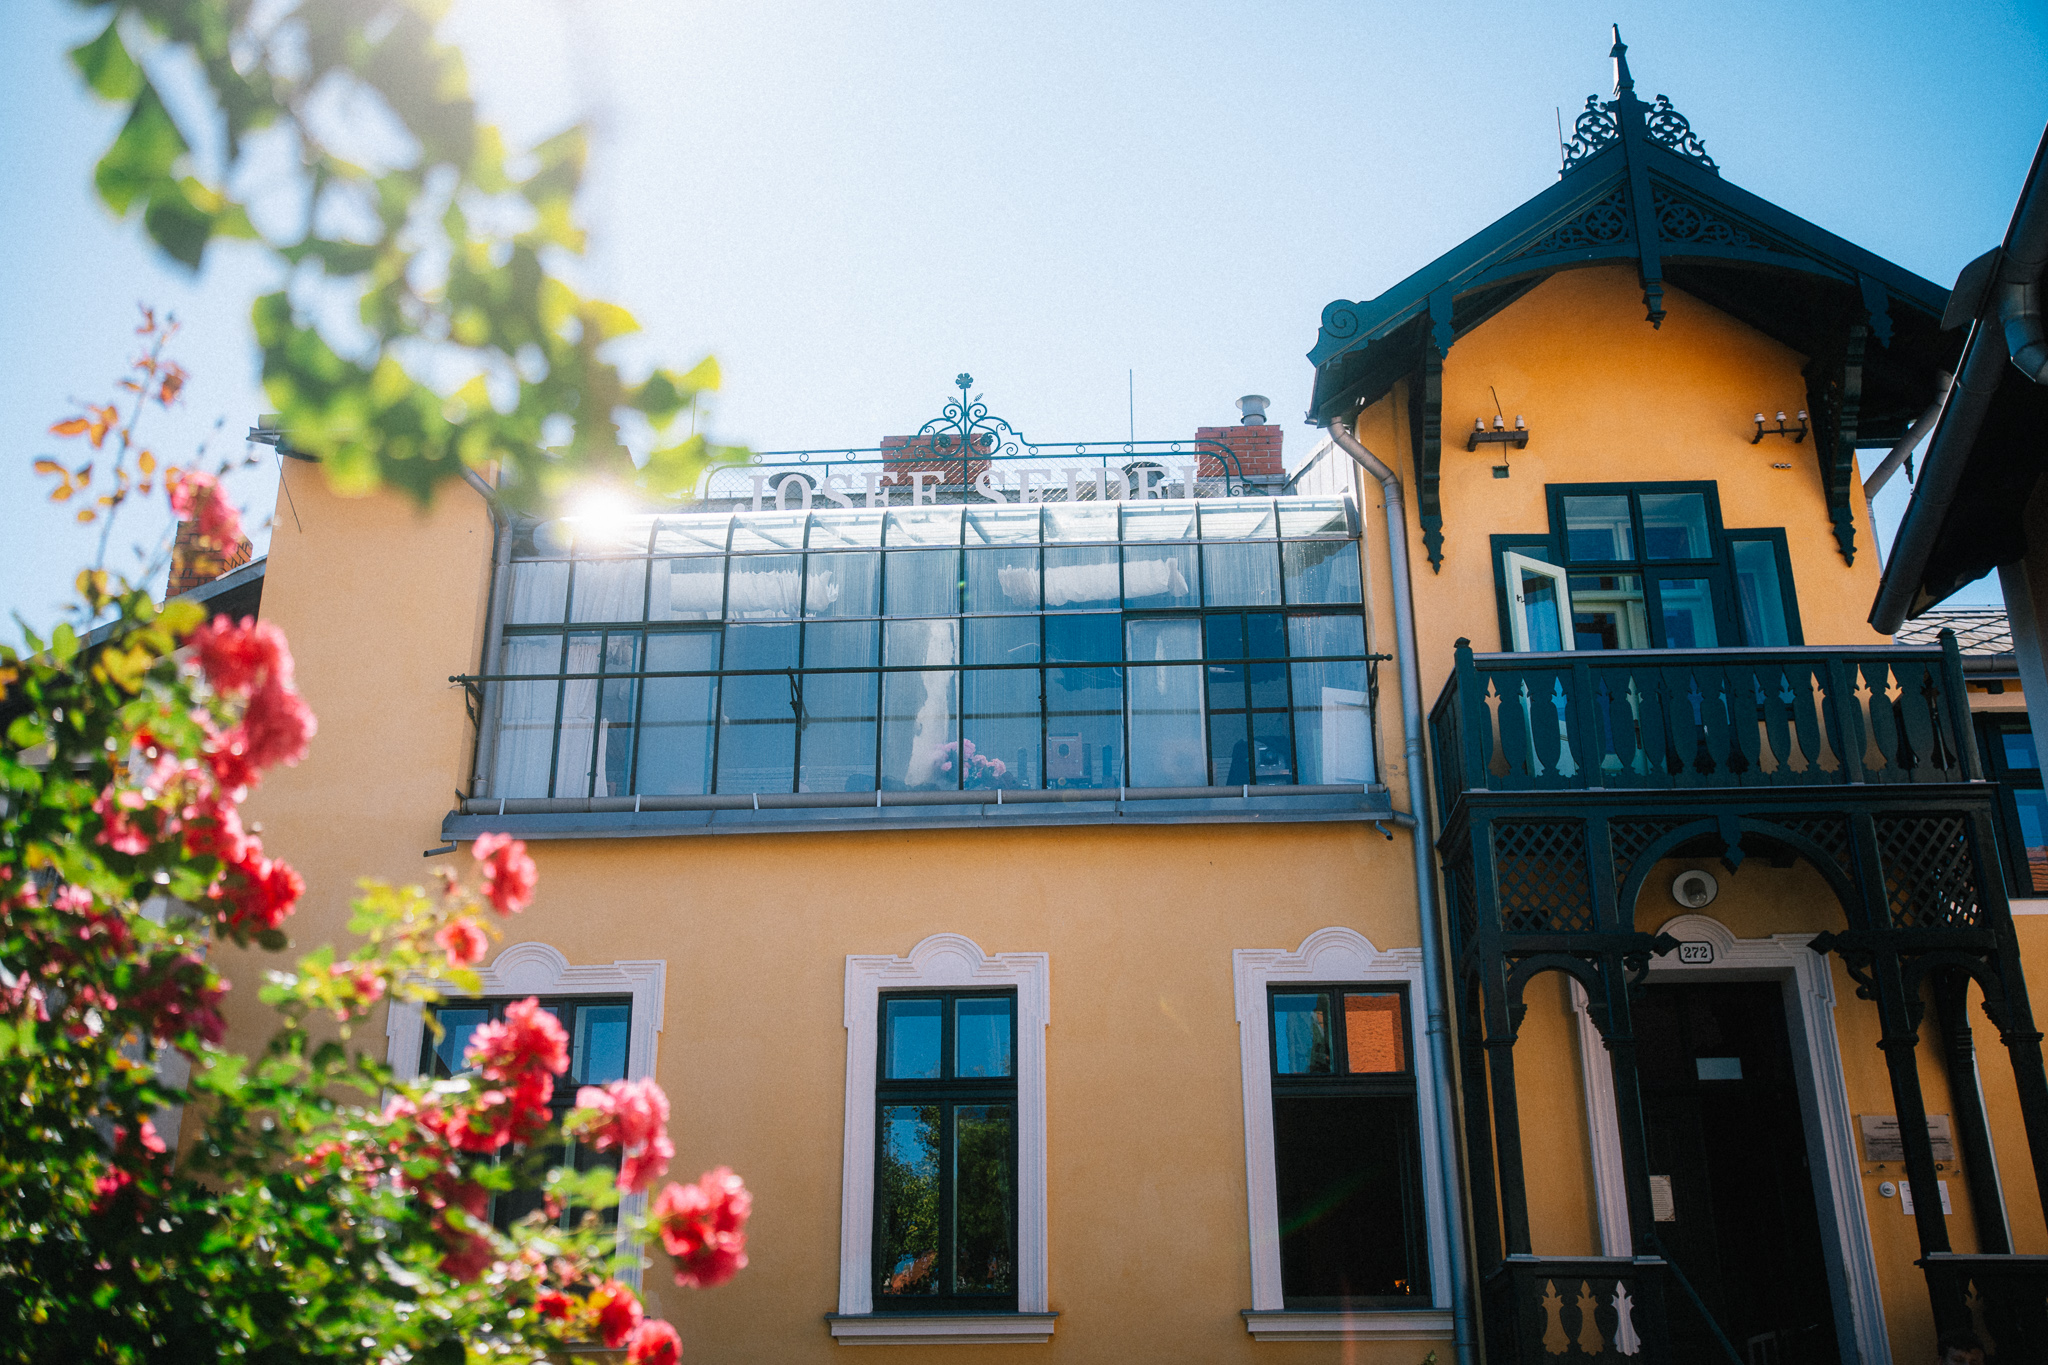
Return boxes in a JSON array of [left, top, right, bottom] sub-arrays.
[[2, 0, 2043, 636]]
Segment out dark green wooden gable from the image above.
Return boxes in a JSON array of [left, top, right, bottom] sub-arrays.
[[1308, 29, 1958, 572]]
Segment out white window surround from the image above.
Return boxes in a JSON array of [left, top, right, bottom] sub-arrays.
[[832, 933, 1052, 1346], [1233, 927, 1454, 1343], [385, 941, 666, 1292], [1571, 914, 1889, 1365]]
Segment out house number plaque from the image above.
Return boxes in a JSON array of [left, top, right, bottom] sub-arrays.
[[1675, 941, 1715, 965]]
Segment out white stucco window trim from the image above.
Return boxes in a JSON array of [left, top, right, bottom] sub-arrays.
[[1572, 914, 1890, 1365], [1233, 927, 1454, 1337], [385, 942, 666, 1291], [833, 933, 1051, 1342]]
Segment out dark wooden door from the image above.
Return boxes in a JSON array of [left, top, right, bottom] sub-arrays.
[[1636, 980, 1841, 1365]]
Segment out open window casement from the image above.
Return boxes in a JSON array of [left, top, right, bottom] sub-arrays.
[[1503, 552, 1574, 652]]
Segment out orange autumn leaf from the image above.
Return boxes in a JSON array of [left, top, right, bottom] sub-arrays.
[[157, 366, 186, 407], [32, 459, 63, 476], [138, 451, 156, 474], [50, 418, 89, 437]]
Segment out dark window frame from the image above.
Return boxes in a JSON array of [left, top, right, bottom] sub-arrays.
[[1489, 483, 1803, 651], [418, 994, 635, 1232], [1266, 982, 1431, 1310], [873, 988, 1021, 1315], [1976, 713, 2048, 896]]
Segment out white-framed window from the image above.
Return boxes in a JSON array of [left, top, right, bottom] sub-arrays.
[[830, 934, 1054, 1346], [385, 942, 665, 1289], [1233, 928, 1454, 1343]]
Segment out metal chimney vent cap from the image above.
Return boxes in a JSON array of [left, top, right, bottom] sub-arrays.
[[1235, 394, 1271, 425]]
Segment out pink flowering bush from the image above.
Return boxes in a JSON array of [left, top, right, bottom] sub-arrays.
[[0, 495, 748, 1356]]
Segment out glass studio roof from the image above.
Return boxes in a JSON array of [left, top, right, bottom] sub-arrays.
[[521, 496, 1359, 559]]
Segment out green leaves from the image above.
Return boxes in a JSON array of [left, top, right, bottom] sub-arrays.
[[94, 83, 187, 218], [70, 19, 144, 102]]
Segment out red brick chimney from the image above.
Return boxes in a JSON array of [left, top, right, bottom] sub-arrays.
[[1193, 424, 1284, 480], [165, 517, 253, 600]]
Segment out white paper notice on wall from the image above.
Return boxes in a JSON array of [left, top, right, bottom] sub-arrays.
[[1900, 1180, 1952, 1216], [1649, 1174, 1676, 1222], [1320, 688, 1372, 784]]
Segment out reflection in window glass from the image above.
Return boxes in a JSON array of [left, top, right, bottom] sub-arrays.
[[510, 560, 569, 624], [1292, 660, 1371, 785], [554, 633, 605, 798], [592, 635, 640, 798], [574, 1003, 632, 1086], [1658, 578, 1719, 648], [878, 1104, 942, 1297], [885, 507, 964, 546], [1732, 540, 1790, 646], [967, 547, 1039, 613], [1639, 492, 1711, 560], [885, 999, 942, 1079], [1046, 666, 1122, 789], [882, 622, 960, 790], [799, 671, 878, 792], [1283, 541, 1363, 605], [963, 669, 1036, 790], [1042, 502, 1117, 543], [2016, 790, 2048, 893], [725, 554, 806, 619], [1122, 543, 1198, 607], [806, 510, 885, 548], [649, 557, 725, 620], [1127, 619, 1206, 788], [806, 619, 879, 669], [965, 506, 1040, 545], [1199, 499, 1277, 539], [728, 512, 807, 551], [804, 552, 879, 618], [1045, 613, 1120, 664], [1520, 566, 1564, 651], [1042, 547, 1120, 610], [1563, 495, 1634, 561], [493, 635, 564, 799], [1121, 502, 1197, 541], [716, 624, 798, 794], [1569, 574, 1648, 650], [428, 1007, 491, 1077], [654, 514, 731, 554], [1343, 994, 1406, 1073], [637, 632, 719, 796], [955, 998, 1013, 1078], [1204, 542, 1282, 607], [965, 616, 1038, 667], [2006, 732, 2042, 770], [953, 1105, 1017, 1295], [1273, 993, 1331, 1075], [572, 558, 648, 623], [886, 549, 959, 617]]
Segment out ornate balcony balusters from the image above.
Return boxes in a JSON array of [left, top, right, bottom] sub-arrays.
[[1431, 637, 1977, 801], [1484, 1258, 1670, 1364]]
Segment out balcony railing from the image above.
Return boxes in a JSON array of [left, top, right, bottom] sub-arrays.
[[1919, 1254, 2048, 1360], [1483, 1257, 1670, 1364], [1429, 637, 1978, 816]]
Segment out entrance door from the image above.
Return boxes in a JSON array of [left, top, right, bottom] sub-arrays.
[[1635, 981, 1840, 1365]]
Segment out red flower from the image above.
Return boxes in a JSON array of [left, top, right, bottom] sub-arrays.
[[472, 832, 537, 914], [241, 675, 315, 770], [213, 848, 303, 931], [626, 1319, 682, 1365], [439, 1231, 493, 1282], [190, 616, 291, 696], [435, 917, 490, 967], [167, 468, 243, 550], [590, 1281, 643, 1349], [651, 1168, 751, 1288], [534, 1289, 573, 1321], [465, 997, 568, 1081], [571, 1078, 674, 1193]]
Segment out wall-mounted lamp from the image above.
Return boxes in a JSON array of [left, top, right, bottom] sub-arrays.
[[1466, 413, 1529, 453], [1751, 409, 1809, 444]]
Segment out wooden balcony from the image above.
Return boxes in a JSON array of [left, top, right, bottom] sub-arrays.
[[1428, 636, 1978, 823]]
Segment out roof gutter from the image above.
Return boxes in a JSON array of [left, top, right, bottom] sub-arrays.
[[1323, 415, 1476, 1365], [1873, 132, 2048, 633]]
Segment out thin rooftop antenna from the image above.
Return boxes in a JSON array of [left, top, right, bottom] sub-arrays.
[[1128, 369, 1135, 443], [1556, 106, 1566, 169]]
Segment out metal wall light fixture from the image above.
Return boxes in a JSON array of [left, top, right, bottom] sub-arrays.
[[1751, 409, 1809, 444]]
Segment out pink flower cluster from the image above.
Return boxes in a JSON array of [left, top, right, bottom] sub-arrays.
[[569, 1077, 673, 1193], [417, 998, 570, 1155], [472, 832, 537, 914], [651, 1166, 752, 1288], [190, 616, 315, 796], [166, 467, 243, 552]]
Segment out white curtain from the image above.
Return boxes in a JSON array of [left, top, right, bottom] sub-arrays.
[[490, 635, 563, 798], [1126, 619, 1205, 787]]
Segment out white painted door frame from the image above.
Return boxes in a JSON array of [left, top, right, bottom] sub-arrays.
[[1570, 913, 1888, 1365]]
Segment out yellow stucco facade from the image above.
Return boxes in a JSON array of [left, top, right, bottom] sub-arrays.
[[218, 254, 2048, 1364]]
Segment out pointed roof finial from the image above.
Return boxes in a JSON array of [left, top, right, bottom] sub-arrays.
[[1610, 23, 1634, 96]]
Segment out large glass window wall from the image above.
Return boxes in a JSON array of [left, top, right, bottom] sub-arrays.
[[481, 498, 1374, 800]]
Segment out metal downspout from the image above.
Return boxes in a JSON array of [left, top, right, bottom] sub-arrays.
[[1861, 373, 1952, 505], [1325, 415, 1476, 1365]]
